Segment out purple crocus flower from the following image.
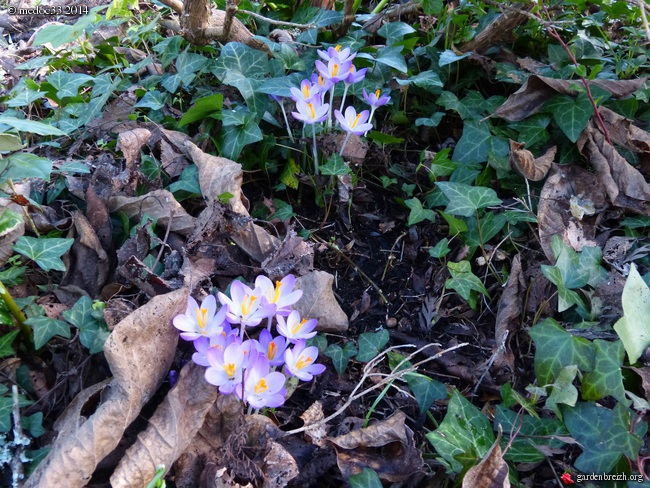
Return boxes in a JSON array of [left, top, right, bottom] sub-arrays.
[[362, 88, 390, 108], [218, 280, 276, 330], [256, 329, 287, 366], [192, 325, 238, 366], [292, 99, 329, 125], [315, 58, 353, 84], [204, 341, 250, 394], [344, 65, 367, 85], [311, 73, 333, 100], [276, 310, 318, 343], [284, 339, 326, 382], [317, 45, 356, 64], [173, 295, 228, 341], [335, 106, 373, 136], [255, 274, 303, 316], [290, 79, 321, 103], [237, 354, 287, 409]]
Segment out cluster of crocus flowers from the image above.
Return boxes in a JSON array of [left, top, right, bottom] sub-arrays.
[[173, 274, 325, 410], [270, 45, 391, 174]]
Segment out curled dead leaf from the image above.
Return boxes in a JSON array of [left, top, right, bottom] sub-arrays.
[[293, 271, 348, 333], [462, 429, 510, 488], [262, 440, 299, 488], [117, 128, 152, 170], [25, 288, 186, 488], [300, 401, 328, 447], [329, 410, 422, 482], [508, 141, 556, 181]]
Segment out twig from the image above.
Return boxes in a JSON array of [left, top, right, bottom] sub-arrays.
[[310, 234, 388, 305], [238, 10, 315, 29], [223, 0, 240, 42], [10, 385, 29, 488], [282, 342, 469, 436], [539, 3, 612, 145], [636, 0, 650, 43], [156, 0, 183, 14]]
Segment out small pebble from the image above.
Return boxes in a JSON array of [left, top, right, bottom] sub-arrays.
[[386, 317, 397, 328]]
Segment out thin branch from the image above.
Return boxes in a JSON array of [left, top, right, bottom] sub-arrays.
[[539, 4, 612, 145], [223, 0, 240, 42], [238, 10, 315, 29], [156, 0, 183, 14], [283, 342, 469, 436], [636, 0, 650, 43], [11, 385, 29, 488]]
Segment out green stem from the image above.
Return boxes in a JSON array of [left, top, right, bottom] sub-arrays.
[[371, 0, 390, 15], [278, 100, 295, 143], [339, 132, 352, 156], [0, 280, 33, 349], [327, 87, 335, 131], [340, 84, 350, 115], [312, 128, 320, 175]]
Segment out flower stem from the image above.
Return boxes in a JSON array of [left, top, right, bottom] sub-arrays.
[[278, 100, 295, 143], [0, 280, 33, 350], [312, 128, 320, 175], [327, 87, 335, 131], [339, 132, 352, 156], [365, 107, 377, 136], [340, 84, 350, 115]]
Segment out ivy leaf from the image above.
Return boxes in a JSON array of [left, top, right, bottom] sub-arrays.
[[162, 49, 208, 93], [22, 412, 45, 438], [561, 402, 645, 473], [528, 318, 595, 386], [220, 107, 263, 160], [46, 72, 94, 99], [426, 389, 495, 473], [213, 42, 270, 100], [62, 296, 110, 354], [436, 182, 502, 217], [178, 94, 224, 127], [614, 263, 650, 364], [438, 49, 471, 66], [13, 237, 74, 272], [377, 22, 416, 46], [542, 265, 587, 313], [581, 339, 627, 403], [429, 238, 450, 258], [356, 329, 389, 362], [404, 197, 436, 226], [453, 119, 508, 163], [0, 116, 65, 136], [0, 134, 25, 151], [257, 73, 306, 98], [544, 92, 594, 143], [134, 90, 167, 110], [395, 71, 443, 94], [404, 372, 447, 414], [0, 330, 20, 358], [324, 342, 357, 375], [348, 468, 382, 488], [320, 154, 351, 176], [544, 365, 579, 418], [0, 393, 32, 433], [374, 46, 408, 73], [445, 260, 488, 309], [24, 316, 71, 350]]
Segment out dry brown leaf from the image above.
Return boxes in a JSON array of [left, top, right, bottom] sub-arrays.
[[577, 119, 650, 208], [300, 401, 328, 447], [462, 430, 510, 488], [494, 75, 647, 122], [261, 230, 314, 279], [508, 141, 556, 181], [631, 367, 650, 400], [537, 164, 605, 261], [489, 254, 524, 376], [108, 189, 196, 236], [329, 410, 422, 482], [0, 204, 25, 268], [232, 223, 281, 264], [598, 106, 650, 153], [117, 128, 152, 170], [262, 440, 299, 488], [110, 362, 219, 487], [293, 271, 349, 333], [25, 288, 185, 488]]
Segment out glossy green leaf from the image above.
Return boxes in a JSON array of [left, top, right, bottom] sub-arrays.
[[0, 392, 32, 433], [24, 316, 71, 350], [445, 260, 488, 308], [13, 237, 74, 272], [581, 339, 626, 402], [0, 133, 25, 151], [562, 402, 645, 473], [0, 116, 65, 136], [545, 92, 594, 142], [269, 199, 295, 221], [453, 119, 509, 163], [429, 238, 450, 258], [422, 0, 443, 15], [178, 94, 223, 127], [356, 329, 389, 362], [22, 412, 45, 438], [325, 342, 357, 375], [544, 365, 578, 418], [439, 49, 471, 66], [0, 208, 23, 236], [0, 330, 20, 358], [320, 154, 351, 176], [528, 318, 595, 386], [46, 72, 94, 99], [220, 108, 263, 160], [614, 263, 650, 364], [374, 46, 408, 73], [134, 90, 167, 110], [257, 73, 305, 98], [395, 71, 443, 93], [404, 372, 447, 414], [426, 389, 494, 473], [62, 296, 110, 354], [377, 22, 416, 45], [436, 182, 502, 218], [214, 41, 270, 83], [405, 197, 436, 226], [348, 467, 382, 488], [162, 49, 208, 93]]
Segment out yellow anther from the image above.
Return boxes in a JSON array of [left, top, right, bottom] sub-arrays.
[[241, 295, 257, 316], [296, 355, 313, 370], [223, 363, 236, 378], [196, 307, 208, 328], [268, 342, 278, 360], [350, 113, 362, 129], [291, 318, 309, 336], [254, 378, 268, 394]]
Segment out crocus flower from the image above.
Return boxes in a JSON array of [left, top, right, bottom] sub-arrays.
[[255, 274, 303, 316], [218, 281, 276, 330], [290, 79, 321, 103], [204, 342, 249, 394], [173, 295, 228, 341], [284, 339, 326, 381], [335, 106, 373, 136], [276, 310, 318, 343], [256, 328, 287, 366], [291, 99, 329, 125], [237, 354, 287, 409], [192, 325, 238, 366], [362, 88, 390, 108], [311, 73, 332, 100], [315, 58, 353, 84], [317, 45, 356, 64], [340, 65, 367, 115]]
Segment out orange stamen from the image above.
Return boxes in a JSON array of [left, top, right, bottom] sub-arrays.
[[375, 89, 381, 98], [196, 307, 208, 328], [332, 64, 339, 77], [350, 113, 362, 129], [292, 318, 309, 336], [223, 363, 236, 378], [272, 281, 283, 303], [307, 103, 316, 119], [241, 295, 257, 316], [254, 378, 269, 394], [268, 342, 278, 360], [296, 354, 313, 370]]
